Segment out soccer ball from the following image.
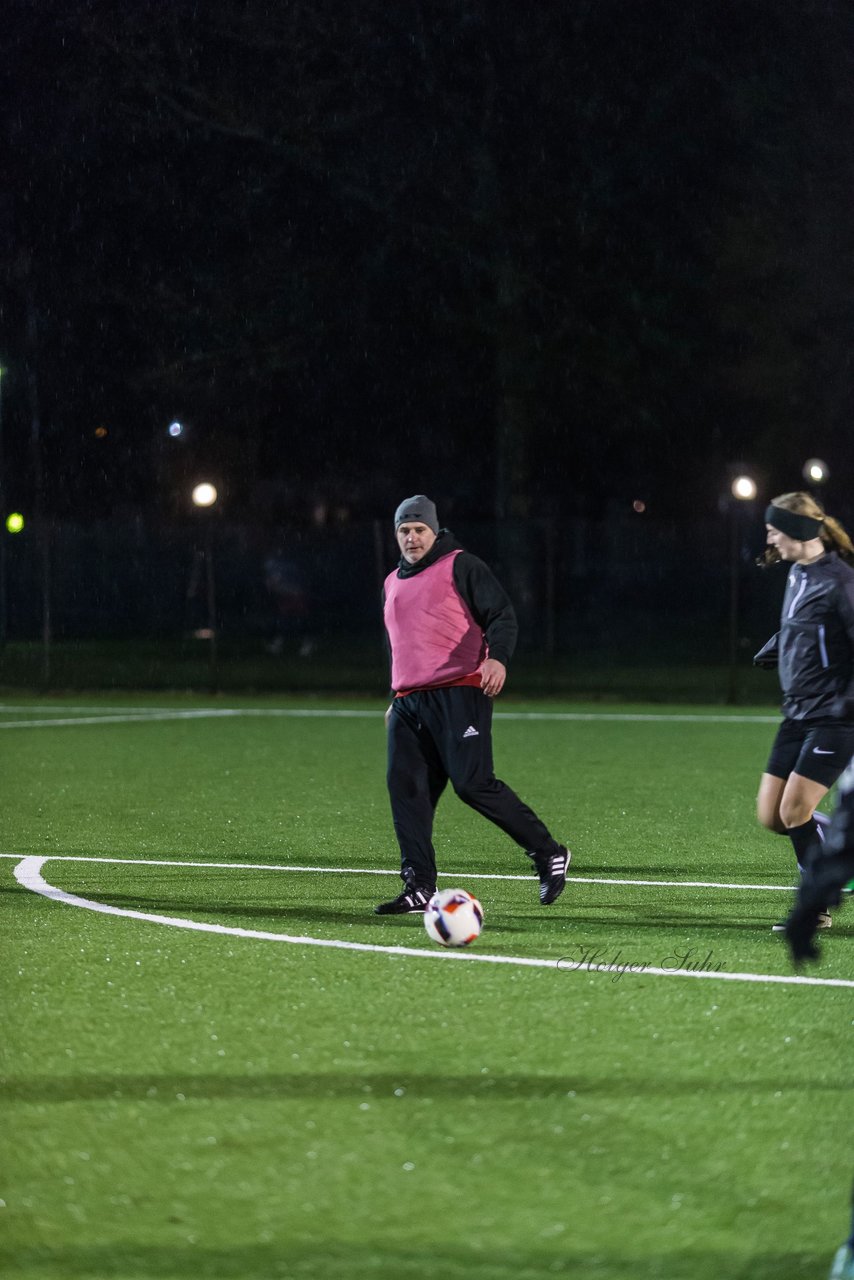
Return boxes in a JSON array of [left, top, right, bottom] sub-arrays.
[[423, 888, 484, 947]]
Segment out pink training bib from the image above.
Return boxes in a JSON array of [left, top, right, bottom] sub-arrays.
[[384, 551, 486, 692]]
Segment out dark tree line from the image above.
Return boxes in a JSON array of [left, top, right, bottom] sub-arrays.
[[3, 0, 854, 524]]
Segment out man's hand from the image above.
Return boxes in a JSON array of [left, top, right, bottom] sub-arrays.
[[480, 659, 506, 698]]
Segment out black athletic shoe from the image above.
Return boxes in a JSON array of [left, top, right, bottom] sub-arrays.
[[374, 886, 434, 915], [528, 845, 571, 905]]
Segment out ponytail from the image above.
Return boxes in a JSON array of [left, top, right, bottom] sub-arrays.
[[820, 514, 854, 564]]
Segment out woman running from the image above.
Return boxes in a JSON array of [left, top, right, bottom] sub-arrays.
[[755, 491, 854, 931]]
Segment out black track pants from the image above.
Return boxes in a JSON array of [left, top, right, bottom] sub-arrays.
[[386, 685, 557, 889]]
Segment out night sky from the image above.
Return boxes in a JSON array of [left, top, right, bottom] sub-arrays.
[[4, 0, 854, 526]]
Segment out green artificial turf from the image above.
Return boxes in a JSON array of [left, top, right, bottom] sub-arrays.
[[1, 696, 851, 1280]]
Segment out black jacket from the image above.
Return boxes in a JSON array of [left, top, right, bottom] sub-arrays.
[[773, 552, 854, 721]]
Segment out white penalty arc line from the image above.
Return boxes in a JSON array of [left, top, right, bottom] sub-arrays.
[[12, 856, 853, 990], [0, 851, 796, 893], [0, 707, 780, 729]]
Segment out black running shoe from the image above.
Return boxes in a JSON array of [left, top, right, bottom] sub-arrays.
[[528, 845, 571, 905], [374, 886, 434, 915]]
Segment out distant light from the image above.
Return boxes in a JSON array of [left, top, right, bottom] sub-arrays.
[[94, 426, 108, 438], [632, 499, 646, 513], [5, 512, 24, 534], [731, 475, 757, 501], [192, 482, 217, 508], [803, 457, 829, 485], [168, 421, 184, 438]]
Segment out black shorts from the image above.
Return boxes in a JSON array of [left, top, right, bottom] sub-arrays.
[[765, 718, 854, 788]]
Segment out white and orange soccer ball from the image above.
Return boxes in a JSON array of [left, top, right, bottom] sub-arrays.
[[423, 888, 484, 947]]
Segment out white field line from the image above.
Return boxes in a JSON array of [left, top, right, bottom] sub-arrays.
[[12, 856, 851, 990], [0, 706, 779, 729], [0, 704, 185, 712], [0, 851, 795, 893]]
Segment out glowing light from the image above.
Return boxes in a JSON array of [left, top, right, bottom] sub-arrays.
[[632, 499, 646, 513], [6, 513, 24, 534], [94, 426, 108, 438], [191, 483, 217, 508], [168, 421, 184, 438], [731, 475, 757, 501], [803, 457, 829, 485]]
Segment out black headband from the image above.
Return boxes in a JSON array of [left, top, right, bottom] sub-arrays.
[[764, 504, 823, 541]]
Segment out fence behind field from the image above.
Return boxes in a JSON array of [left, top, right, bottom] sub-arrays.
[[0, 511, 792, 694]]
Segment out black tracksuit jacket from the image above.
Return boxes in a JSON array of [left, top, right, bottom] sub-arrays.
[[774, 552, 854, 722]]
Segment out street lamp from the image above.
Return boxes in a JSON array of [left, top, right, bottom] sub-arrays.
[[191, 481, 217, 508], [727, 471, 758, 704], [802, 458, 829, 487], [731, 474, 757, 501], [191, 481, 219, 689]]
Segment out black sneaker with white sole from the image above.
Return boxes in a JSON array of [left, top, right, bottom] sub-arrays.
[[374, 886, 434, 915], [528, 845, 571, 905]]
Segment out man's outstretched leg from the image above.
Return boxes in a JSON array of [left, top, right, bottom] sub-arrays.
[[429, 687, 571, 904]]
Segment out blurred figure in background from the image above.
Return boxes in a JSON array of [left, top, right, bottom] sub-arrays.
[[782, 755, 854, 1280], [264, 547, 314, 657]]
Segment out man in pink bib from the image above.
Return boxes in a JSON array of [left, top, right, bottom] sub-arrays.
[[375, 494, 571, 914]]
